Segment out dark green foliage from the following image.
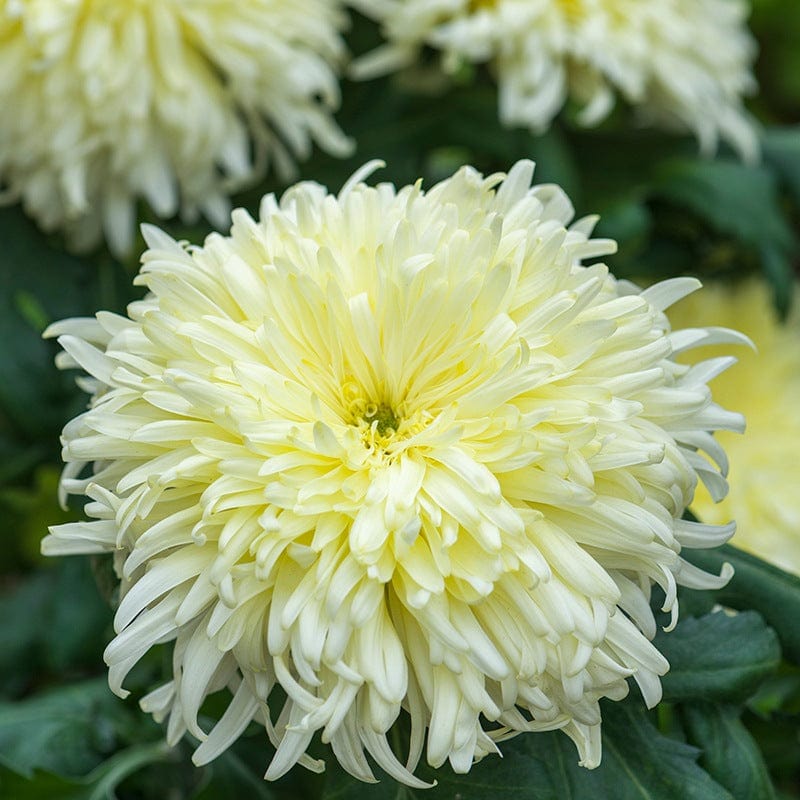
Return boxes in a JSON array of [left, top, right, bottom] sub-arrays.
[[656, 611, 781, 703], [682, 704, 777, 800], [320, 702, 734, 800], [0, 680, 141, 778], [684, 546, 800, 665]]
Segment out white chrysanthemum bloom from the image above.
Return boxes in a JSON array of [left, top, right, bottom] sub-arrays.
[[668, 279, 800, 575], [0, 0, 352, 257], [43, 161, 742, 786], [351, 0, 758, 160]]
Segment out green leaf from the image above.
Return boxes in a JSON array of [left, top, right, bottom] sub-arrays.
[[744, 712, 800, 792], [192, 753, 277, 800], [748, 665, 800, 717], [655, 611, 781, 703], [652, 159, 794, 253], [682, 705, 777, 800], [0, 204, 139, 485], [323, 769, 406, 800], [0, 465, 77, 569], [321, 701, 732, 800], [0, 560, 112, 696], [0, 742, 169, 800], [596, 703, 733, 800], [190, 736, 289, 800], [650, 158, 797, 314], [0, 679, 132, 778], [683, 545, 800, 665], [566, 128, 691, 214], [594, 199, 654, 275], [763, 127, 800, 205], [759, 242, 796, 318]]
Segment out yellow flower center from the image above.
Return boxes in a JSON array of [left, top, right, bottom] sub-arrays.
[[364, 402, 401, 437], [340, 380, 436, 459]]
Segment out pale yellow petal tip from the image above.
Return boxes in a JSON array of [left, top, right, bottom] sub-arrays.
[[339, 160, 387, 199], [39, 534, 56, 557], [719, 561, 735, 585]]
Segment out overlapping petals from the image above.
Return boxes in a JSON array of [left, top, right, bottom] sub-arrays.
[[0, 0, 351, 255], [44, 161, 741, 784], [352, 0, 758, 159]]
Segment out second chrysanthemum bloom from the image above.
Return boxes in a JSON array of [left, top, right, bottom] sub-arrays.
[[352, 0, 759, 159], [0, 0, 352, 256], [44, 161, 742, 785], [668, 279, 800, 575]]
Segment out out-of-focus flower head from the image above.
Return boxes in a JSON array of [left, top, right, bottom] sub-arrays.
[[351, 0, 758, 160], [669, 278, 800, 574], [0, 0, 352, 256], [44, 161, 741, 785]]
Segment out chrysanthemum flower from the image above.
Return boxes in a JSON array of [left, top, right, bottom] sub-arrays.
[[43, 161, 742, 785], [668, 278, 800, 575], [0, 0, 351, 257], [351, 0, 758, 160]]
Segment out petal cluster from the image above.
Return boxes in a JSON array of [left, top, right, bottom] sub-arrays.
[[44, 161, 741, 785], [351, 0, 758, 159], [0, 0, 351, 256], [669, 279, 800, 575]]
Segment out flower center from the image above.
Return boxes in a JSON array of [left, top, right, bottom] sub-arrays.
[[342, 380, 403, 450], [340, 379, 437, 459], [354, 401, 404, 454], [364, 403, 400, 437]]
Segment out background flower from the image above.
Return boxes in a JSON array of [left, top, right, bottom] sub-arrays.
[[43, 161, 739, 785], [0, 0, 352, 257], [351, 0, 758, 160], [668, 278, 800, 575]]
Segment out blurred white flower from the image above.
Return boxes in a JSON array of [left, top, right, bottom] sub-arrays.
[[0, 0, 352, 256], [669, 278, 800, 575], [44, 161, 739, 785], [352, 0, 758, 159]]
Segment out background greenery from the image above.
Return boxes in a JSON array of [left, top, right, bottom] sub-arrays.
[[1, 3, 799, 798]]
